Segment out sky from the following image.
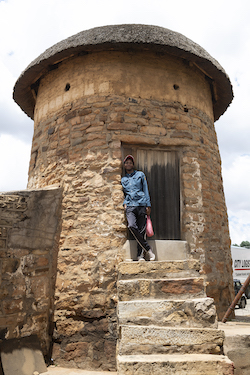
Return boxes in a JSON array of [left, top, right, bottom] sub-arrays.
[[0, 0, 249, 245]]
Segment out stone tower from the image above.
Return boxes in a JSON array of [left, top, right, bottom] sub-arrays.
[[13, 24, 234, 370]]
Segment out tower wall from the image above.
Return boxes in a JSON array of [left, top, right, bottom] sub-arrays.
[[25, 50, 233, 370]]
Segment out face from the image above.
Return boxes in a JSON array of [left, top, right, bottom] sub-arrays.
[[124, 159, 134, 173]]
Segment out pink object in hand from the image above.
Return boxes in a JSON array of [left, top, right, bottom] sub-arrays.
[[146, 215, 154, 237]]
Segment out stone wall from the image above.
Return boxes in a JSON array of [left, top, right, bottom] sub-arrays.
[[33, 51, 214, 125], [26, 93, 233, 370], [0, 187, 62, 355]]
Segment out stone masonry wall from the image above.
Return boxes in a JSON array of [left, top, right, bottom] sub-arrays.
[[26, 90, 234, 369], [0, 187, 62, 355]]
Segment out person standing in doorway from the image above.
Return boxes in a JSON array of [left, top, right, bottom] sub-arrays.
[[121, 155, 155, 261]]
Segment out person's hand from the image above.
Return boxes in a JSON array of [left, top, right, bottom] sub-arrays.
[[124, 204, 127, 210], [146, 207, 151, 215]]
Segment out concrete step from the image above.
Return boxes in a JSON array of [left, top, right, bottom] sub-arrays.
[[122, 240, 189, 261], [118, 325, 224, 356], [118, 259, 200, 280], [117, 354, 234, 375], [118, 277, 206, 301], [42, 367, 117, 375], [118, 297, 218, 328]]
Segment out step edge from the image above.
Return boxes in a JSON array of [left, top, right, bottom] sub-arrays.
[[117, 353, 232, 364], [119, 325, 224, 334]]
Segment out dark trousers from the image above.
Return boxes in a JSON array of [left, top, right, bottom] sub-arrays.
[[126, 206, 151, 256]]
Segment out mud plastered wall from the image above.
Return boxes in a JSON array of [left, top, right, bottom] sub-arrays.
[[25, 50, 233, 370], [0, 188, 62, 355]]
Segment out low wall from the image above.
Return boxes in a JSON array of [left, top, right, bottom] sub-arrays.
[[0, 187, 62, 355]]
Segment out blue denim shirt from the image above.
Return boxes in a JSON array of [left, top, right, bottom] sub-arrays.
[[121, 170, 151, 207]]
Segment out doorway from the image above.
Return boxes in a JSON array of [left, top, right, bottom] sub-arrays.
[[122, 147, 180, 240]]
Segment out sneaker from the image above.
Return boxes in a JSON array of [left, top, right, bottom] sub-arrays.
[[148, 249, 155, 261], [137, 251, 145, 261]]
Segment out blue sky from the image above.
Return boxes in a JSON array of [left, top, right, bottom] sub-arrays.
[[0, 0, 250, 244]]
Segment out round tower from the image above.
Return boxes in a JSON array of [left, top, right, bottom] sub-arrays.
[[14, 24, 234, 370]]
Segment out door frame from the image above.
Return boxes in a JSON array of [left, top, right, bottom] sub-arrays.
[[122, 143, 183, 240]]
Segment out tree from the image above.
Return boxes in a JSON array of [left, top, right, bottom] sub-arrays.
[[240, 241, 250, 249]]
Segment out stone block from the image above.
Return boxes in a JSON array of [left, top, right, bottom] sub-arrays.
[[118, 297, 218, 328], [7, 188, 62, 251], [121, 240, 189, 261], [225, 350, 250, 375], [140, 126, 166, 136], [118, 259, 200, 280], [222, 326, 250, 375], [117, 354, 234, 375], [2, 298, 23, 314], [0, 239, 6, 248], [118, 326, 224, 355], [118, 277, 206, 301], [0, 335, 47, 375]]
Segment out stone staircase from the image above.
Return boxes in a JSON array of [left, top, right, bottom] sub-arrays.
[[116, 242, 234, 374]]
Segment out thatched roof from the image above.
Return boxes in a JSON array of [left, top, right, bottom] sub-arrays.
[[13, 24, 233, 121]]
